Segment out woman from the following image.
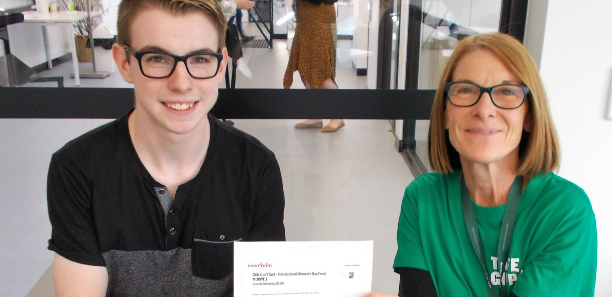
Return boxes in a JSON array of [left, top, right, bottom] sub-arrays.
[[283, 0, 344, 132], [368, 33, 597, 297]]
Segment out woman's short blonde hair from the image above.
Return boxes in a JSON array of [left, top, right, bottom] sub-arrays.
[[427, 33, 560, 179]]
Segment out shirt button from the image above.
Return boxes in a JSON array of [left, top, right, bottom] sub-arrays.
[[159, 189, 165, 195], [169, 228, 176, 235], [220, 235, 225, 240]]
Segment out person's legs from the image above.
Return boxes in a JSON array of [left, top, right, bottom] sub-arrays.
[[295, 77, 344, 132], [319, 78, 344, 132], [235, 8, 254, 41], [294, 78, 323, 128], [235, 8, 245, 37]]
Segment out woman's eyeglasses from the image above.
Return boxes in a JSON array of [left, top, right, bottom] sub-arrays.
[[445, 81, 530, 109]]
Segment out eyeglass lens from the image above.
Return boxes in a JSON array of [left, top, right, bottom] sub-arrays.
[[448, 82, 525, 109], [141, 53, 220, 78]]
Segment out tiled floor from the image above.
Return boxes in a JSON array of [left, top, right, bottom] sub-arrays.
[[2, 24, 414, 296]]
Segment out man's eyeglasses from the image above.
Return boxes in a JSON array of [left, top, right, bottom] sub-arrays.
[[444, 81, 530, 109], [123, 45, 223, 79]]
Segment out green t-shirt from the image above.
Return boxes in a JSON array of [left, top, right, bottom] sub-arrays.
[[393, 171, 597, 297]]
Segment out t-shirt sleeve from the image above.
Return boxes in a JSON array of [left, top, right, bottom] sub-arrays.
[[47, 154, 106, 266], [393, 183, 428, 272], [511, 188, 597, 297], [246, 153, 286, 241]]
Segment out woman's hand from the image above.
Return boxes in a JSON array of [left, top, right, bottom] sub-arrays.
[[235, 0, 255, 10], [363, 293, 398, 297]]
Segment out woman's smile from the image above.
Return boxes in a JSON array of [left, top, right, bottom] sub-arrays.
[[465, 128, 502, 135]]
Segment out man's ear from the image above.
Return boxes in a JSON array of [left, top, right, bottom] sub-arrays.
[[215, 47, 229, 80], [112, 44, 134, 84]]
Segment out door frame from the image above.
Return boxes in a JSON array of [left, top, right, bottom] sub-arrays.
[[399, 0, 529, 178]]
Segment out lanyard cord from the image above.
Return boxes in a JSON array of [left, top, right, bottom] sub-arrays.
[[460, 174, 523, 297]]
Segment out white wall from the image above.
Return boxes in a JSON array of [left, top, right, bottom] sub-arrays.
[[525, 0, 612, 295], [101, 0, 120, 35], [336, 4, 354, 36], [7, 23, 69, 67], [366, 0, 379, 89], [6, 0, 118, 70], [352, 0, 369, 71], [273, 0, 290, 35], [523, 0, 547, 69]]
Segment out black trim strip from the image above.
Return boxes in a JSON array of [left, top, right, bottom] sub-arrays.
[[499, 0, 529, 43], [401, 149, 428, 178], [272, 34, 287, 39], [405, 1, 422, 90], [0, 12, 25, 27], [0, 88, 435, 119], [337, 35, 353, 40]]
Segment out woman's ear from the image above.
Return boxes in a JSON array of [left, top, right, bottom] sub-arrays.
[[444, 109, 449, 130], [524, 111, 533, 132]]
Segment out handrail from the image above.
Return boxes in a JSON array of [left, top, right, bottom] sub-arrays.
[[0, 88, 435, 119], [247, 7, 273, 48]]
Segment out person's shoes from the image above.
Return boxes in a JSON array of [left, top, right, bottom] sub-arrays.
[[295, 121, 323, 129], [241, 36, 255, 44], [321, 120, 345, 132]]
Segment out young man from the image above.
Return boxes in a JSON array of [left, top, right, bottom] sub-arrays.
[[46, 0, 285, 295]]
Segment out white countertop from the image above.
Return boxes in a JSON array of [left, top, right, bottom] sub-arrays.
[[22, 10, 102, 23]]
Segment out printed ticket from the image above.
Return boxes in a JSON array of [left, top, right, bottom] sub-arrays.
[[234, 241, 373, 297]]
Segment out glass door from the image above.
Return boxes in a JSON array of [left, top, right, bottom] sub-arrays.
[[399, 0, 527, 177]]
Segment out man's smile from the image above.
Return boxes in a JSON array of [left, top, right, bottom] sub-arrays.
[[164, 102, 197, 111]]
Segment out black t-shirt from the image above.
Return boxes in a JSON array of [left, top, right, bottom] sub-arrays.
[[47, 112, 286, 296]]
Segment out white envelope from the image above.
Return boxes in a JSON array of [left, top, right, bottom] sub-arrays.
[[234, 241, 374, 297]]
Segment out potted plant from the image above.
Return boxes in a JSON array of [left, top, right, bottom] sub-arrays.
[[69, 0, 103, 62]]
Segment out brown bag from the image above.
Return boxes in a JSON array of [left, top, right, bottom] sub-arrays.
[[225, 21, 243, 60]]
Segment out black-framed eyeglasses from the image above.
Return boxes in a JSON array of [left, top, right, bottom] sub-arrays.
[[444, 81, 530, 109], [123, 45, 223, 79]]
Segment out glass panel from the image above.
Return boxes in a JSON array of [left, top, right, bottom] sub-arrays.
[[388, 0, 401, 90], [413, 0, 503, 172], [0, 0, 424, 98], [3, 0, 389, 91], [0, 0, 34, 14]]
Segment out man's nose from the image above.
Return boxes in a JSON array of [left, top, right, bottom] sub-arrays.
[[167, 61, 194, 90]]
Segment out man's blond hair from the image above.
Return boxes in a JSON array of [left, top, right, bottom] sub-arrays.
[[117, 0, 227, 52]]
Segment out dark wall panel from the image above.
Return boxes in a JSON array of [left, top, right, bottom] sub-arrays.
[[0, 88, 435, 120]]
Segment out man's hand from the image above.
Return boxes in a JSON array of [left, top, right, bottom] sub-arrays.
[[53, 253, 108, 297], [363, 293, 399, 297], [235, 0, 255, 10]]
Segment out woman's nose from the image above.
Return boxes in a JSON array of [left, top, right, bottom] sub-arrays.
[[472, 91, 497, 119]]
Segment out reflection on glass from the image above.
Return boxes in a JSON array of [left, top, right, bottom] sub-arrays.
[[8, 0, 378, 90], [414, 0, 503, 171], [388, 0, 401, 90], [418, 0, 502, 89]]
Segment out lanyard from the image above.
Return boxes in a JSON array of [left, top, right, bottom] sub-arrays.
[[461, 174, 523, 297]]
